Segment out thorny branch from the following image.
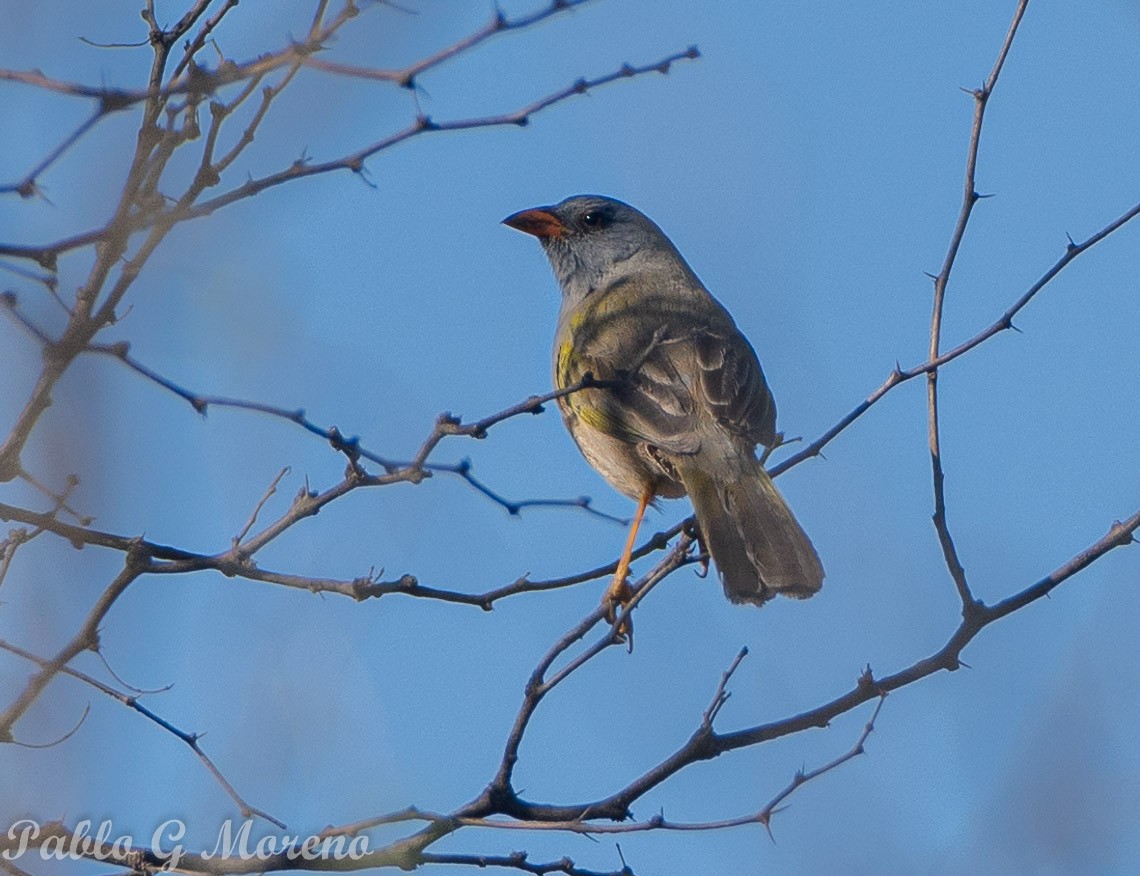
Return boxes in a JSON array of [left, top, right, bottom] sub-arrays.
[[0, 0, 697, 482], [0, 1, 1137, 874], [0, 638, 283, 828], [924, 0, 1030, 611], [767, 192, 1140, 479], [3, 506, 1135, 873]]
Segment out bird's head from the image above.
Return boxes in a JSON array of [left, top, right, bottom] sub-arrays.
[[503, 195, 682, 302]]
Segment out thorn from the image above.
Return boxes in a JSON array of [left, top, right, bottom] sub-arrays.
[[1065, 232, 1079, 253], [923, 271, 938, 282], [1110, 520, 1137, 546], [976, 191, 995, 199]]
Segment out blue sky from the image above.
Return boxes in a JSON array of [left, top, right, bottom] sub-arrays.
[[2, 2, 1139, 874]]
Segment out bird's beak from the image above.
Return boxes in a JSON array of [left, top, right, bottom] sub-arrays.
[[502, 207, 565, 239]]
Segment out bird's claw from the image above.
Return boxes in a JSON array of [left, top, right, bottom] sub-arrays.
[[603, 575, 634, 649]]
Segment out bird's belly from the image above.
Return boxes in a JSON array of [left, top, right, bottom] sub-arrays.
[[567, 416, 686, 501]]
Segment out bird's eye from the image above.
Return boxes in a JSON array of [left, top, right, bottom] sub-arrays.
[[581, 210, 608, 229]]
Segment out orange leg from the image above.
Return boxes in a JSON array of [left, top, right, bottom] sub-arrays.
[[605, 485, 653, 627]]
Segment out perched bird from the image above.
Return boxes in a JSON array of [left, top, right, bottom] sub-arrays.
[[503, 195, 824, 611]]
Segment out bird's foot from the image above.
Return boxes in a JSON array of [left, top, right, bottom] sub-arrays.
[[603, 572, 634, 648]]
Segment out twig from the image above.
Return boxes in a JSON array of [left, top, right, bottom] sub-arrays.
[[0, 637, 284, 826], [754, 694, 886, 839], [440, 509, 1137, 828], [0, 107, 104, 198], [9, 702, 90, 749], [768, 194, 1140, 479], [233, 467, 290, 547], [0, 499, 681, 609], [417, 851, 630, 876], [489, 535, 695, 800], [925, 0, 1029, 610], [80, 338, 624, 520], [701, 647, 749, 727], [153, 48, 701, 228], [302, 0, 602, 89], [0, 564, 141, 742]]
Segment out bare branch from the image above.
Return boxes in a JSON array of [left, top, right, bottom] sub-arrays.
[[925, 0, 1030, 610], [166, 48, 700, 227], [0, 107, 103, 198], [769, 194, 1140, 478], [0, 561, 142, 740], [466, 510, 1137, 827], [0, 639, 283, 827], [417, 851, 631, 876]]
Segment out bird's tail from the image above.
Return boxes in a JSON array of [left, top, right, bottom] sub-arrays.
[[678, 448, 824, 605]]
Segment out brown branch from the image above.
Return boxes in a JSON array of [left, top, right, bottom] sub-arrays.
[[396, 695, 884, 839], [0, 0, 601, 111], [417, 852, 630, 876], [166, 48, 700, 226], [0, 107, 104, 198], [302, 0, 601, 89], [79, 335, 624, 520], [754, 694, 885, 839], [0, 496, 677, 610], [0, 1, 353, 108], [318, 513, 1129, 838], [0, 638, 283, 828], [0, 471, 82, 590], [170, 0, 243, 81], [768, 193, 1140, 479], [926, 0, 1029, 611], [7, 0, 645, 484], [2, 507, 1131, 870], [487, 535, 696, 800], [502, 510, 1138, 825], [0, 562, 142, 741]]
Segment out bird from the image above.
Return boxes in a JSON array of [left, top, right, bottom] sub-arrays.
[[503, 195, 824, 615]]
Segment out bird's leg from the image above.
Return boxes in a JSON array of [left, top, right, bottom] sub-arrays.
[[605, 485, 652, 636]]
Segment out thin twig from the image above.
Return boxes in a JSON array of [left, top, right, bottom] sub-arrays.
[[768, 194, 1140, 479], [417, 851, 630, 876], [0, 639, 283, 827], [926, 0, 1029, 610]]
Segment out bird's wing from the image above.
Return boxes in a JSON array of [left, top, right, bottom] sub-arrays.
[[559, 336, 700, 455], [559, 320, 776, 454], [691, 326, 777, 448]]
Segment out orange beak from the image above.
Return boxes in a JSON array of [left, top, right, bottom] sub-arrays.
[[502, 207, 566, 239]]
